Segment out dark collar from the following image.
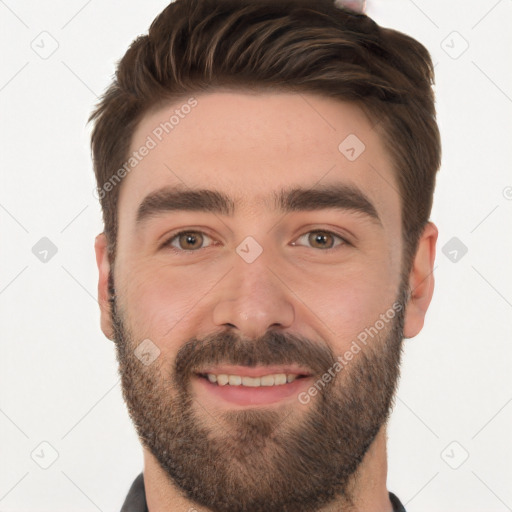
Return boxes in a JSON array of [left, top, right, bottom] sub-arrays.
[[121, 472, 407, 511]]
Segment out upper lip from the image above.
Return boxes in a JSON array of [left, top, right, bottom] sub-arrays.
[[196, 365, 312, 378]]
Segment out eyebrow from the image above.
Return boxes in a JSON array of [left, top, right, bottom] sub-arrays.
[[135, 183, 382, 227]]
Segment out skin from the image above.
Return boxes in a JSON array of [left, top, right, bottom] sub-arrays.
[[95, 91, 437, 511]]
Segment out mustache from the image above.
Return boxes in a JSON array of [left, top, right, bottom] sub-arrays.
[[109, 282, 334, 380], [174, 330, 336, 383]]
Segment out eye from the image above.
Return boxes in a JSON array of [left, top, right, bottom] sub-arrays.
[[291, 230, 347, 250], [161, 229, 348, 253], [163, 230, 214, 251]]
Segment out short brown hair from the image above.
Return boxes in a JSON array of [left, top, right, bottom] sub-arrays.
[[89, 0, 441, 276]]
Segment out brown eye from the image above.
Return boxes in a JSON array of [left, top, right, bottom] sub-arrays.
[[180, 232, 203, 250], [308, 231, 335, 249], [293, 230, 346, 250], [167, 231, 211, 251]]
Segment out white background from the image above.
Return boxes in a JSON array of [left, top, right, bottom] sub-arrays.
[[0, 1, 511, 510]]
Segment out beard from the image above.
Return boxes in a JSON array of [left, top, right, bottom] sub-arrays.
[[110, 275, 408, 512]]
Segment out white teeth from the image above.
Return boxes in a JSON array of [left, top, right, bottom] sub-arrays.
[[260, 375, 275, 386], [228, 375, 242, 386], [205, 372, 300, 387], [242, 376, 260, 387], [274, 374, 287, 385], [217, 374, 229, 386]]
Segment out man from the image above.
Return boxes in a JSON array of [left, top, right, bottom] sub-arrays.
[[89, 0, 440, 510]]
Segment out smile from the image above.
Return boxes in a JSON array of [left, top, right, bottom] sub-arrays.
[[200, 372, 307, 387], [193, 366, 313, 406]]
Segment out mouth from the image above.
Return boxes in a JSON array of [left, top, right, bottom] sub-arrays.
[[193, 365, 313, 407]]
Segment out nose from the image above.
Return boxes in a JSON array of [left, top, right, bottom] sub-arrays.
[[212, 257, 295, 340]]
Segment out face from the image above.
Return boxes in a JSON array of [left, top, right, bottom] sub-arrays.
[[96, 91, 436, 512]]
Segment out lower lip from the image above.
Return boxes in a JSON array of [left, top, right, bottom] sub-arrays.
[[193, 375, 313, 407]]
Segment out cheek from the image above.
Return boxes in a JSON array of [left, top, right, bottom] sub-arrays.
[[294, 256, 399, 345], [119, 261, 221, 348]]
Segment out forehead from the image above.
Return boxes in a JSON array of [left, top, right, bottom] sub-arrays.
[[119, 90, 400, 223]]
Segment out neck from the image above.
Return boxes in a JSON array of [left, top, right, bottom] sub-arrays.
[[142, 423, 394, 512]]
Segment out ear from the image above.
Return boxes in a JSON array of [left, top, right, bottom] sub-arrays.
[[94, 233, 114, 340], [403, 222, 438, 339]]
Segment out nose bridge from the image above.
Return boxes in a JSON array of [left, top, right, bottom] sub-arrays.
[[212, 247, 295, 338]]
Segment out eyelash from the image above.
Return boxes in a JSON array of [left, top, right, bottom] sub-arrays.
[[161, 229, 350, 253]]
